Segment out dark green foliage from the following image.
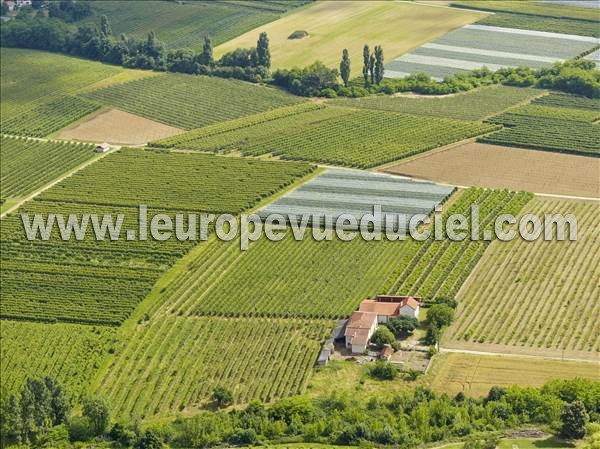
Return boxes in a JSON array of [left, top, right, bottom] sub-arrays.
[[212, 387, 234, 408], [136, 429, 164, 449], [201, 35, 213, 66], [340, 48, 351, 87], [369, 361, 397, 380], [463, 434, 500, 449], [48, 0, 92, 22], [256, 31, 271, 69], [363, 44, 370, 87], [560, 401, 589, 439], [426, 304, 455, 330], [82, 396, 111, 436], [387, 316, 419, 338], [374, 45, 384, 85], [0, 377, 70, 446], [272, 61, 339, 96], [370, 326, 396, 348], [288, 30, 309, 39]]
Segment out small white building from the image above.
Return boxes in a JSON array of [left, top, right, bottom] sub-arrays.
[[95, 142, 110, 153]]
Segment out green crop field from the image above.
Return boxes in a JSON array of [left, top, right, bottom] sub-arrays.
[[89, 187, 531, 419], [0, 136, 97, 201], [445, 198, 599, 358], [0, 149, 313, 325], [215, 1, 485, 70], [153, 105, 498, 168], [98, 316, 331, 419], [81, 0, 308, 51], [481, 100, 600, 156], [533, 93, 600, 111], [331, 86, 541, 121], [0, 49, 126, 137], [451, 1, 600, 37], [83, 73, 303, 130], [0, 320, 116, 400], [41, 148, 313, 213]]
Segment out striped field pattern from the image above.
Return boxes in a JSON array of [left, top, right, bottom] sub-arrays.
[[445, 198, 600, 358], [259, 168, 454, 230], [386, 24, 598, 80]]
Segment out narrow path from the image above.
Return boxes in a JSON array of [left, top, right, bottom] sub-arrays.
[[0, 145, 120, 219], [439, 346, 600, 364]]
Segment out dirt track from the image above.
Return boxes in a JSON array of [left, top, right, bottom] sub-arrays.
[[56, 108, 184, 145], [383, 142, 600, 198]]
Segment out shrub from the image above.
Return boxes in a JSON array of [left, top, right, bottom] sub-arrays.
[[370, 326, 396, 348], [288, 30, 309, 40], [369, 361, 397, 380], [212, 387, 233, 408]]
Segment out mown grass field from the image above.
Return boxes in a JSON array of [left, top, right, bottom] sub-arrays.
[[153, 103, 498, 168], [0, 136, 97, 201], [215, 1, 485, 69], [0, 320, 116, 400], [81, 0, 308, 50], [430, 353, 600, 398], [445, 197, 599, 359], [83, 73, 303, 130], [331, 86, 541, 121], [0, 149, 313, 325]]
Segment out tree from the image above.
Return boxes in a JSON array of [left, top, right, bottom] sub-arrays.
[[374, 45, 384, 84], [370, 326, 395, 348], [44, 376, 70, 425], [256, 31, 270, 69], [200, 35, 213, 66], [1, 2, 9, 16], [425, 304, 455, 330], [136, 429, 163, 449], [212, 387, 233, 408], [561, 400, 589, 440], [362, 44, 370, 87], [0, 393, 21, 447], [369, 53, 375, 85], [82, 396, 110, 436], [100, 14, 111, 37], [386, 316, 419, 338], [369, 361, 397, 380], [340, 48, 351, 87]]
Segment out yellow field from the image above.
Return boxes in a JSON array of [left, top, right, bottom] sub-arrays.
[[215, 1, 486, 70], [444, 197, 599, 360], [429, 353, 600, 397]]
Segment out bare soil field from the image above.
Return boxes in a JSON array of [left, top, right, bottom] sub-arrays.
[[429, 353, 600, 397], [56, 108, 184, 145], [382, 142, 600, 198]]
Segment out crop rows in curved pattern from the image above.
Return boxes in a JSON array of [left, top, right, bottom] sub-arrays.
[[448, 198, 599, 355], [82, 73, 303, 130], [98, 316, 330, 419], [40, 148, 313, 213], [0, 320, 116, 400], [0, 136, 97, 200]]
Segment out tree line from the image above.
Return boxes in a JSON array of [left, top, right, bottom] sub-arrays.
[[1, 376, 597, 449], [0, 14, 272, 83]]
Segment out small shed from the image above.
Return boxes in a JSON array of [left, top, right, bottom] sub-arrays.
[[95, 142, 110, 153]]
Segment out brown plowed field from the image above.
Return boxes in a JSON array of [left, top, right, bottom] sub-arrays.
[[383, 142, 599, 198]]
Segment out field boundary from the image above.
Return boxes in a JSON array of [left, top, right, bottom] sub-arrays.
[[0, 142, 120, 219], [439, 347, 600, 364]]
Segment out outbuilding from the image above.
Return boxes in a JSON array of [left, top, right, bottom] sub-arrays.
[[95, 142, 110, 153]]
